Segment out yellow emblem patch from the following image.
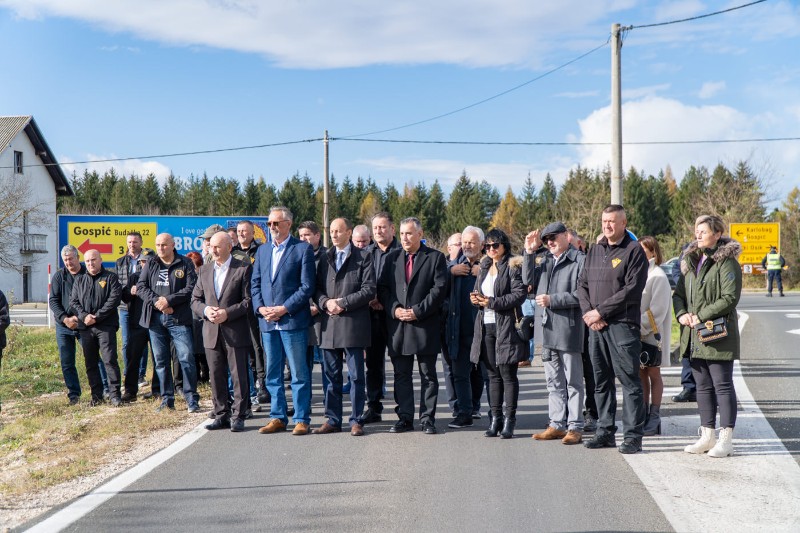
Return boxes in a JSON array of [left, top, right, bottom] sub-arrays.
[[535, 256, 544, 265], [611, 258, 622, 268], [98, 280, 107, 288], [174, 269, 185, 278]]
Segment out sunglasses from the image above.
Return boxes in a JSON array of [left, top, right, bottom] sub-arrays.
[[484, 242, 502, 250], [267, 220, 287, 227]]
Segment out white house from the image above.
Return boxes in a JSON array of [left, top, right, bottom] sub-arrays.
[[0, 115, 73, 303]]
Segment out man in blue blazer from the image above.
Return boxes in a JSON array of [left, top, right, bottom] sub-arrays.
[[251, 206, 316, 435]]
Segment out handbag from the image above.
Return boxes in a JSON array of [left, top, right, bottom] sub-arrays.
[[640, 309, 662, 368], [694, 316, 728, 344], [515, 308, 534, 341]]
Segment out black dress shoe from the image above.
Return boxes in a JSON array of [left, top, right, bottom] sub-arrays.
[[672, 388, 697, 402], [448, 416, 474, 429], [205, 418, 231, 430], [389, 420, 414, 433], [230, 418, 245, 432], [618, 437, 642, 454], [421, 421, 437, 434], [584, 432, 616, 449], [361, 408, 382, 424]]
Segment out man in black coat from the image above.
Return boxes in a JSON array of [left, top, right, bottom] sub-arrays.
[[0, 289, 8, 413], [70, 250, 123, 406], [381, 217, 448, 434], [313, 218, 375, 436]]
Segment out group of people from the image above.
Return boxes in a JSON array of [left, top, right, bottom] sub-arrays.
[[45, 205, 743, 457]]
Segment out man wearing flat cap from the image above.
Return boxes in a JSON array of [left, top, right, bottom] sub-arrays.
[[202, 224, 226, 264], [524, 222, 587, 445]]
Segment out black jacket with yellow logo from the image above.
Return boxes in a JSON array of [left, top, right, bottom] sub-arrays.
[[578, 232, 649, 326], [136, 254, 197, 328], [69, 267, 122, 330]]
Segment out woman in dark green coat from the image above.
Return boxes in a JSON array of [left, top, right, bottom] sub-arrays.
[[673, 215, 742, 458]]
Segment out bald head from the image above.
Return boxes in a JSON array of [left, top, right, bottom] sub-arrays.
[[155, 233, 176, 263], [84, 249, 103, 275], [210, 231, 233, 264]]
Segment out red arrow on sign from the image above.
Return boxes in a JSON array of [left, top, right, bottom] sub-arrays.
[[77, 239, 113, 255]]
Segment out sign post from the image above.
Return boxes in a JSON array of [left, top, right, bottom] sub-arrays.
[[730, 222, 780, 274]]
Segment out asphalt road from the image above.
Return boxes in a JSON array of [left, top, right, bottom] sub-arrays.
[[20, 293, 800, 532]]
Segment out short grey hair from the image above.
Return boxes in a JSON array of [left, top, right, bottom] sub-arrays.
[[461, 226, 485, 242], [61, 245, 78, 258], [269, 206, 294, 222], [399, 217, 422, 232]]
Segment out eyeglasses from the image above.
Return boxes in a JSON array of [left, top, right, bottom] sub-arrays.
[[484, 242, 502, 250], [267, 220, 287, 227]]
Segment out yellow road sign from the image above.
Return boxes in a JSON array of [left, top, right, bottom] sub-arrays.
[[729, 222, 780, 265], [68, 222, 158, 260]]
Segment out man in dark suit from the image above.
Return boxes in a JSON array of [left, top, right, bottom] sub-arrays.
[[192, 231, 253, 432], [313, 218, 376, 436], [251, 206, 316, 436], [382, 217, 448, 434]]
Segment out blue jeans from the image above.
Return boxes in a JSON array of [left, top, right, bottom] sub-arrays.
[[322, 347, 366, 427], [262, 329, 310, 424], [522, 298, 536, 362], [56, 325, 82, 399], [120, 308, 148, 378], [148, 313, 197, 404]]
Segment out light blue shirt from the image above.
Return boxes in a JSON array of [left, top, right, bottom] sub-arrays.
[[335, 243, 351, 271], [271, 239, 287, 281]]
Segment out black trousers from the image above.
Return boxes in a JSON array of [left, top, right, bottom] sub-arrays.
[[208, 335, 250, 421], [691, 358, 737, 428], [479, 323, 519, 419], [123, 326, 151, 396], [390, 352, 439, 423], [581, 325, 598, 419], [767, 270, 783, 294], [365, 310, 389, 412], [80, 327, 121, 400], [589, 322, 646, 440], [442, 337, 474, 418]]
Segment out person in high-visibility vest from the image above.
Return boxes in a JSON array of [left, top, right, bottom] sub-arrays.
[[761, 246, 786, 297]]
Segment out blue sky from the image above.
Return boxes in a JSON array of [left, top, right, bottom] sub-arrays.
[[1, 1, 798, 206]]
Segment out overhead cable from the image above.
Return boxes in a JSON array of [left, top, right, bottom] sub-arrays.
[[623, 0, 768, 31]]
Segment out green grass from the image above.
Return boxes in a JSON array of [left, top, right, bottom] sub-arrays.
[[0, 326, 205, 497]]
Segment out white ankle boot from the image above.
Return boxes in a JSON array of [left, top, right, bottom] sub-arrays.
[[684, 426, 716, 454], [708, 427, 734, 458]]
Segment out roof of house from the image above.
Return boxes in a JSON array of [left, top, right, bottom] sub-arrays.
[[0, 115, 74, 196]]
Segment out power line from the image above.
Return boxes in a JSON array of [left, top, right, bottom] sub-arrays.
[[0, 137, 322, 170], [337, 38, 611, 139], [623, 0, 768, 31], [332, 136, 800, 146]]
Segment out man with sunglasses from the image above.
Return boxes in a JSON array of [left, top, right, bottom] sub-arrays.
[[524, 222, 587, 445], [252, 207, 316, 436]]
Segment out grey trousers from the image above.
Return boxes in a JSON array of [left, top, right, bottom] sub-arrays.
[[543, 349, 585, 431]]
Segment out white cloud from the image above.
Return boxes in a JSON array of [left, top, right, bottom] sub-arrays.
[[60, 154, 172, 183], [576, 96, 755, 178], [698, 81, 726, 99], [0, 0, 632, 69]]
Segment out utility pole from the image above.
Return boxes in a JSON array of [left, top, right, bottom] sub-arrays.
[[323, 130, 330, 247], [611, 23, 623, 205]]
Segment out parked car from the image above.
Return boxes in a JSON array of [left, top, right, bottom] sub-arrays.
[[659, 256, 680, 290]]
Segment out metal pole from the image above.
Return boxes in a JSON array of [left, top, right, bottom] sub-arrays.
[[611, 23, 623, 205], [323, 130, 330, 248]]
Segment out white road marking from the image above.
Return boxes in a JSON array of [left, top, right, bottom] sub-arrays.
[[785, 313, 800, 318], [788, 329, 800, 336], [622, 311, 800, 532], [23, 419, 209, 533]]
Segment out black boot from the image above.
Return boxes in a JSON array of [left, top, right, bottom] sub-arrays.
[[484, 413, 503, 437], [500, 414, 516, 439]]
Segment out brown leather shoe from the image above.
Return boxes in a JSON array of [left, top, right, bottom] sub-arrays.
[[562, 430, 583, 445], [312, 422, 341, 434], [258, 419, 286, 434], [533, 426, 568, 440], [351, 424, 364, 436], [518, 360, 532, 367], [292, 422, 310, 435]]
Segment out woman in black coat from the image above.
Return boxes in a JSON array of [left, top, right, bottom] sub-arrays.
[[469, 229, 527, 438]]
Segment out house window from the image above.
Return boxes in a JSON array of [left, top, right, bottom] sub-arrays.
[[14, 151, 23, 173]]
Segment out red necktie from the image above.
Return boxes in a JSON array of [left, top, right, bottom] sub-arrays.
[[405, 253, 414, 283]]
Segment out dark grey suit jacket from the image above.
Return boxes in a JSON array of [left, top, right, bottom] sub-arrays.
[[191, 257, 253, 349], [381, 243, 448, 356], [316, 244, 375, 349]]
